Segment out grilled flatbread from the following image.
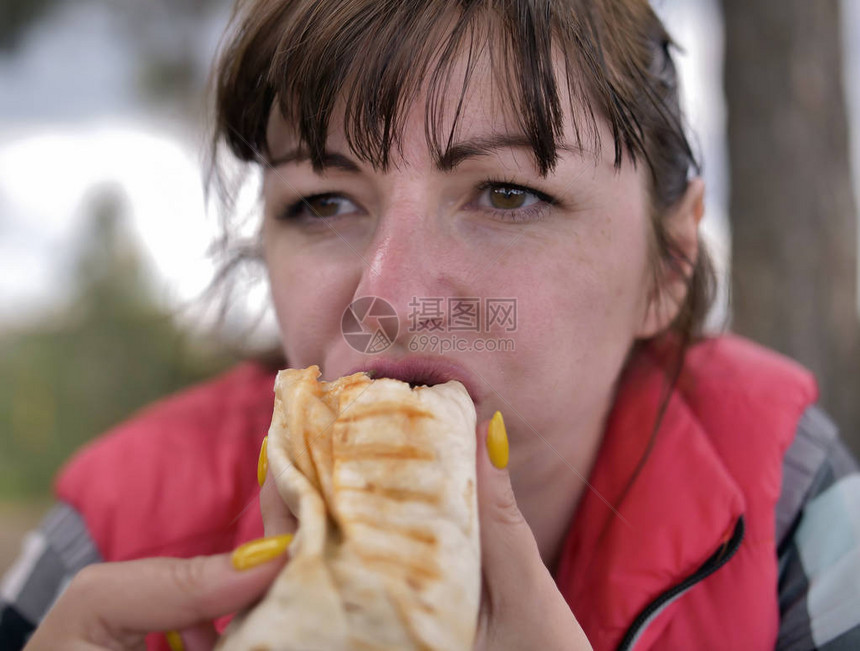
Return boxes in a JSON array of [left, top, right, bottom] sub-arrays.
[[217, 365, 480, 650]]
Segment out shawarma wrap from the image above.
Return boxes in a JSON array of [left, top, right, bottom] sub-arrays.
[[217, 365, 480, 650]]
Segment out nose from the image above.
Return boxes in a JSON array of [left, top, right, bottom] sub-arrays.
[[350, 200, 457, 343]]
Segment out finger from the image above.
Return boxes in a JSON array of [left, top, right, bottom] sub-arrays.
[[176, 622, 219, 651], [59, 549, 287, 640], [259, 438, 298, 537], [475, 413, 544, 593]]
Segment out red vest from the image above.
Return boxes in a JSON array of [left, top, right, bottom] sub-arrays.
[[55, 334, 817, 650]]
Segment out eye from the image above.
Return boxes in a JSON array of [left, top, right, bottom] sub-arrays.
[[474, 181, 555, 222], [481, 185, 538, 210], [277, 192, 360, 221]]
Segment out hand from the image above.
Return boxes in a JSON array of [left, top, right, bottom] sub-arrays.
[[24, 437, 298, 651], [24, 537, 290, 651], [473, 412, 592, 651]]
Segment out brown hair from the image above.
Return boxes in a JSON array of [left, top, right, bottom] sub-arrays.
[[210, 0, 715, 352]]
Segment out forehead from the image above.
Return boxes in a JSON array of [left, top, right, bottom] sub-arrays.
[[265, 42, 603, 174]]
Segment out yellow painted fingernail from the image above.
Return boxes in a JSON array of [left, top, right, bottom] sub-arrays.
[[231, 534, 293, 571], [165, 630, 184, 651], [487, 411, 509, 469], [257, 436, 268, 487]]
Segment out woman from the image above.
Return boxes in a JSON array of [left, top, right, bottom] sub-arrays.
[[4, 0, 859, 649]]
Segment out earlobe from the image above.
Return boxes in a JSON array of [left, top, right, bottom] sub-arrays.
[[635, 178, 705, 339]]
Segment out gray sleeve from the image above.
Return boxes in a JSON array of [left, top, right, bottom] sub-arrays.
[[0, 502, 102, 650], [776, 405, 860, 650]]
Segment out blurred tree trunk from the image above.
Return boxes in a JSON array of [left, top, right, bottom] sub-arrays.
[[0, 0, 56, 51], [722, 0, 860, 455]]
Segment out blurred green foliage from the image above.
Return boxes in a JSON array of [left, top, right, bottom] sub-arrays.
[[0, 187, 232, 499]]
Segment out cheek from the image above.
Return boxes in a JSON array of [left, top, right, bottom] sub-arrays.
[[264, 235, 359, 367], [506, 211, 651, 380]]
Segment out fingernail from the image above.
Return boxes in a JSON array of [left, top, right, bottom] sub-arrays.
[[231, 534, 292, 571], [165, 630, 184, 651], [487, 411, 509, 469], [257, 436, 268, 487]]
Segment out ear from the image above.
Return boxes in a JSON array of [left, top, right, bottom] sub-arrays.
[[635, 177, 705, 339]]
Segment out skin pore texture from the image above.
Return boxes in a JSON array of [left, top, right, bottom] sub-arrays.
[[261, 50, 702, 571]]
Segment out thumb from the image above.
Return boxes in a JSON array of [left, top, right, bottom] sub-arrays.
[[476, 412, 543, 593], [28, 539, 290, 650]]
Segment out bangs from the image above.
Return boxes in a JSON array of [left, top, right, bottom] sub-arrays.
[[209, 0, 713, 349], [213, 0, 637, 177]]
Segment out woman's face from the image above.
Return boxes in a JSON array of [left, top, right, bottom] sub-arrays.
[[261, 56, 663, 476]]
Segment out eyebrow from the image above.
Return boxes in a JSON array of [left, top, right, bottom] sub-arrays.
[[438, 133, 544, 171], [268, 149, 360, 172], [267, 133, 583, 174]]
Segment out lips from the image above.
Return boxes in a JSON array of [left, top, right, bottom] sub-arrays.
[[346, 357, 480, 404]]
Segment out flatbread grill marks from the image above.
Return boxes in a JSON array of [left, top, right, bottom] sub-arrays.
[[217, 366, 479, 651]]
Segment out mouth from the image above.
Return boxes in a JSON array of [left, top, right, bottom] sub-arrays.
[[347, 357, 479, 404]]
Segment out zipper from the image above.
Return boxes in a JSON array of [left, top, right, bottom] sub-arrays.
[[617, 515, 746, 651]]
